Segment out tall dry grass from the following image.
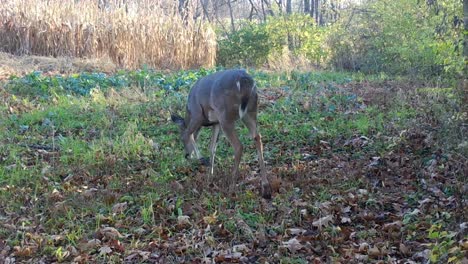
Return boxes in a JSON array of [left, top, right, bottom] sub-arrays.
[[0, 0, 216, 69]]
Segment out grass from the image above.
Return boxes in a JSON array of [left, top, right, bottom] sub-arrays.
[[0, 68, 466, 263]]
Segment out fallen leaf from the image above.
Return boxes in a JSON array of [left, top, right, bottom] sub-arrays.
[[312, 215, 333, 227], [287, 228, 307, 236], [13, 246, 35, 257], [460, 239, 468, 250], [354, 253, 369, 261], [109, 239, 125, 253], [215, 252, 242, 262], [232, 244, 248, 253], [99, 246, 112, 255], [281, 238, 303, 253], [203, 212, 218, 225], [368, 246, 380, 258], [399, 243, 409, 256], [177, 215, 191, 225], [82, 188, 98, 199], [383, 221, 402, 232], [358, 189, 368, 196], [358, 242, 369, 253], [112, 202, 127, 214], [98, 227, 123, 240], [341, 206, 351, 213], [87, 239, 101, 248], [270, 177, 282, 193], [341, 216, 351, 223]]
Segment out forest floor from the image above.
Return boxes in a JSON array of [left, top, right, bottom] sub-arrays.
[[0, 53, 466, 263]]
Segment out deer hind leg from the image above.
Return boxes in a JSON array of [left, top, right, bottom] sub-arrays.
[[209, 124, 220, 175], [219, 121, 243, 190], [242, 113, 272, 199], [183, 118, 203, 160]]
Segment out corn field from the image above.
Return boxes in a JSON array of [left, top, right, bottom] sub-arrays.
[[0, 0, 216, 69]]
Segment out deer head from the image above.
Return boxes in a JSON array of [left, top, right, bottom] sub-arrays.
[[171, 69, 272, 199]]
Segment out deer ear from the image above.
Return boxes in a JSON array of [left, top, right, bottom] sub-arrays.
[[171, 114, 186, 128]]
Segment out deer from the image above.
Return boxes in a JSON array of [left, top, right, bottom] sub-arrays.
[[171, 69, 272, 199]]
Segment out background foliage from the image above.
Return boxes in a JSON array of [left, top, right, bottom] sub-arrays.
[[216, 0, 464, 80]]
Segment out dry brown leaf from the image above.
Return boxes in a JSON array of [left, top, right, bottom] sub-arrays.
[[109, 239, 125, 253], [382, 221, 403, 232], [281, 238, 303, 253], [112, 202, 127, 214], [270, 177, 282, 193], [99, 246, 112, 255], [399, 243, 409, 256], [203, 212, 218, 225], [358, 242, 369, 253], [87, 239, 101, 248], [368, 246, 381, 258], [312, 215, 333, 227], [341, 216, 351, 223], [232, 244, 249, 253], [99, 227, 123, 240], [13, 246, 36, 257], [460, 239, 468, 250], [177, 215, 191, 226], [354, 253, 369, 261], [287, 228, 307, 236], [82, 188, 98, 199]]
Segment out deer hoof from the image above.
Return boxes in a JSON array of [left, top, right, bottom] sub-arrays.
[[261, 182, 272, 199], [199, 157, 211, 166]]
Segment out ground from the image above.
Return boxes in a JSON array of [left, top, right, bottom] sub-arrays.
[[0, 53, 466, 263]]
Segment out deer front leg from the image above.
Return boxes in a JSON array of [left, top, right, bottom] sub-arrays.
[[243, 114, 272, 199], [253, 133, 272, 199], [209, 124, 220, 175], [220, 122, 243, 190]]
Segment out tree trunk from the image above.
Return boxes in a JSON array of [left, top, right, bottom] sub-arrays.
[[286, 0, 292, 13], [277, 0, 283, 14], [311, 0, 315, 18], [304, 0, 310, 14], [261, 0, 267, 21], [248, 0, 259, 20], [264, 0, 275, 17], [314, 0, 319, 24], [227, 0, 235, 33], [200, 0, 211, 22]]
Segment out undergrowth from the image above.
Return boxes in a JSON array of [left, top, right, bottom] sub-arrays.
[[0, 69, 466, 263]]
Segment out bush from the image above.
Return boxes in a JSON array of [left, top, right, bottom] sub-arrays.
[[217, 22, 274, 67], [327, 0, 463, 78], [217, 15, 327, 68], [266, 15, 327, 63]]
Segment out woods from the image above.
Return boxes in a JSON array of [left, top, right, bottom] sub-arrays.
[[0, 0, 466, 263]]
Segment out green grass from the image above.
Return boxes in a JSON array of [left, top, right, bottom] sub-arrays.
[[0, 68, 465, 263]]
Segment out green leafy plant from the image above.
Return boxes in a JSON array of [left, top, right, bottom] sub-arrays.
[[217, 21, 273, 67]]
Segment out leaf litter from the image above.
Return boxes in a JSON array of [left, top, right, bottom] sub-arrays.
[[0, 78, 466, 263]]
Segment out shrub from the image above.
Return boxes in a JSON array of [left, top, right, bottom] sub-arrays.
[[217, 15, 327, 68], [327, 0, 463, 78], [217, 22, 274, 67], [266, 15, 327, 64]]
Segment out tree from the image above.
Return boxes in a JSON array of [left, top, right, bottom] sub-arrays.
[[314, 0, 319, 24], [304, 0, 310, 14], [286, 0, 292, 13]]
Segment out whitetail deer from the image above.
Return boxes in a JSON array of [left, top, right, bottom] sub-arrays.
[[171, 69, 272, 199]]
